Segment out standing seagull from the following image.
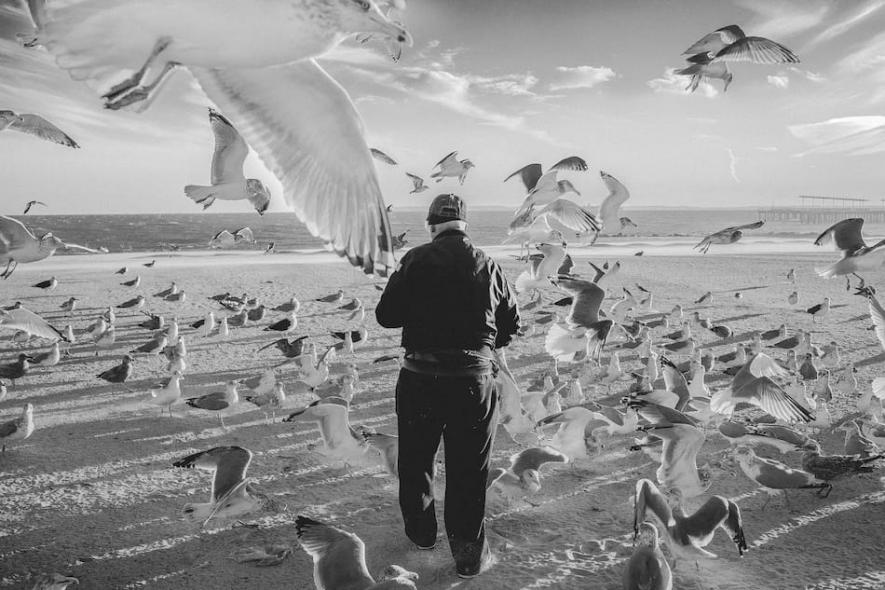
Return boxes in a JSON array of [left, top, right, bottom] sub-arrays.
[[733, 446, 831, 509], [30, 1, 411, 277], [0, 110, 79, 148], [0, 403, 35, 452], [694, 221, 764, 254], [295, 515, 419, 590], [185, 108, 272, 214], [430, 151, 475, 184], [31, 276, 57, 290], [806, 297, 830, 323], [623, 522, 672, 590], [0, 216, 99, 278], [23, 200, 47, 214], [683, 25, 800, 64], [814, 218, 885, 280]]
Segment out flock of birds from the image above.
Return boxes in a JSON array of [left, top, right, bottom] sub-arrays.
[[0, 1, 881, 588]]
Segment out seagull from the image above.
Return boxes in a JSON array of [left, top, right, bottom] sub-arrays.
[[639, 416, 707, 500], [316, 289, 345, 304], [59, 297, 78, 313], [683, 25, 800, 64], [173, 446, 276, 527], [515, 242, 567, 295], [536, 407, 606, 460], [265, 313, 298, 333], [115, 266, 128, 275], [0, 403, 34, 451], [800, 440, 883, 481], [633, 478, 747, 561], [0, 306, 65, 341], [259, 335, 309, 358], [29, 342, 59, 369], [0, 215, 100, 278], [504, 156, 587, 195], [806, 297, 831, 323], [34, 2, 410, 277], [837, 420, 881, 457], [209, 229, 236, 248], [117, 295, 146, 310], [185, 380, 240, 427], [284, 400, 367, 462], [512, 198, 601, 239], [143, 260, 156, 268], [295, 515, 419, 590], [263, 241, 275, 254], [97, 354, 134, 384], [153, 282, 178, 298], [405, 172, 428, 194], [487, 446, 568, 500], [234, 226, 256, 244], [545, 275, 613, 362], [430, 151, 474, 184], [391, 230, 408, 250], [510, 161, 588, 218], [244, 382, 286, 422], [148, 372, 183, 416], [733, 446, 831, 510], [676, 52, 732, 92], [710, 353, 813, 423], [27, 573, 79, 589], [814, 218, 885, 280], [273, 296, 301, 313], [717, 421, 811, 453], [369, 148, 397, 166], [0, 354, 34, 387], [362, 430, 399, 477], [121, 275, 140, 287], [694, 221, 764, 254], [22, 200, 47, 214], [0, 109, 79, 148], [623, 522, 672, 590], [595, 171, 631, 237]]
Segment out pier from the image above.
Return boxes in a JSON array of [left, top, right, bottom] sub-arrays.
[[757, 195, 885, 224]]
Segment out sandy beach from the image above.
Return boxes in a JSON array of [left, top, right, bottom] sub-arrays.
[[1, 248, 884, 590]]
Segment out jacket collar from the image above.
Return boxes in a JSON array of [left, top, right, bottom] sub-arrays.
[[433, 228, 468, 242]]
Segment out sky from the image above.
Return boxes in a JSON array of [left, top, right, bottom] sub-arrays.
[[0, 0, 884, 214]]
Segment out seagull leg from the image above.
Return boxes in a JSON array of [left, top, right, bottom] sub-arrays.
[[108, 61, 182, 112], [102, 36, 172, 105], [0, 259, 14, 279]]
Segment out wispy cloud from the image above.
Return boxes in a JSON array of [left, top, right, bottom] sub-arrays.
[[789, 116, 885, 156], [548, 65, 616, 91], [726, 148, 740, 183], [756, 146, 779, 152], [767, 74, 789, 89], [808, 0, 885, 45], [647, 68, 717, 98], [735, 0, 831, 38], [787, 67, 826, 83]]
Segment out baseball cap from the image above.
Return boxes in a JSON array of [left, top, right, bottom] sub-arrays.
[[426, 193, 467, 225]]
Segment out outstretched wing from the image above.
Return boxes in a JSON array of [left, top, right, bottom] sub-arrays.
[[0, 216, 38, 257], [503, 163, 544, 192], [192, 61, 395, 277], [370, 148, 398, 166], [9, 113, 80, 148], [683, 25, 746, 55], [814, 218, 866, 253], [537, 199, 601, 233], [549, 156, 588, 172], [0, 306, 65, 340], [714, 36, 799, 64], [433, 150, 459, 170], [295, 515, 375, 589], [207, 107, 249, 185]]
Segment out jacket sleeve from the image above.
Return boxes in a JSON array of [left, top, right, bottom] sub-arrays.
[[491, 261, 520, 348], [375, 255, 409, 328]]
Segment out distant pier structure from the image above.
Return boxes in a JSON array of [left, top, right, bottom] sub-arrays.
[[758, 196, 885, 224]]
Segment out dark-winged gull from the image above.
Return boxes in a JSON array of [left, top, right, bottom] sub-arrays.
[[430, 151, 474, 185], [814, 218, 885, 280], [733, 446, 831, 509], [693, 221, 764, 254], [683, 25, 799, 64], [0, 109, 79, 148], [0, 403, 34, 452]]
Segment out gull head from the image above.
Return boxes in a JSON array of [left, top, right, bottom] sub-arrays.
[[634, 521, 660, 549], [39, 232, 65, 252], [336, 0, 413, 46], [246, 179, 271, 215], [379, 565, 419, 582], [462, 159, 476, 169], [247, 483, 286, 514], [521, 469, 542, 494]]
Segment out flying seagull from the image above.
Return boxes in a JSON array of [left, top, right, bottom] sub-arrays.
[[185, 108, 271, 214], [683, 25, 800, 64], [23, 200, 47, 214], [0, 215, 100, 278], [29, 0, 411, 277], [694, 220, 764, 254], [405, 172, 428, 194], [369, 148, 397, 166], [814, 218, 885, 281], [430, 151, 475, 184], [0, 109, 79, 148]]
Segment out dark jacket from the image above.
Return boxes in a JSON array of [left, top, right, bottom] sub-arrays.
[[375, 229, 520, 355]]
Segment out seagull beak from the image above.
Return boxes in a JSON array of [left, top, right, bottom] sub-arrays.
[[368, 12, 413, 46]]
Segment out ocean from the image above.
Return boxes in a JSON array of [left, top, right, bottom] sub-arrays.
[[12, 208, 877, 256]]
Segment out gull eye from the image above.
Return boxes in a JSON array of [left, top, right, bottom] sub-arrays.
[[354, 0, 371, 10]]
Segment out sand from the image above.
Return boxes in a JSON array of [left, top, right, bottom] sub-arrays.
[[0, 247, 883, 590]]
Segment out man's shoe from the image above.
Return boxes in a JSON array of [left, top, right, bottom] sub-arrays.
[[416, 543, 436, 551], [456, 552, 493, 579]]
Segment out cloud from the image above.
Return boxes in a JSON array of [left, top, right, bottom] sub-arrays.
[[647, 68, 717, 98], [548, 66, 616, 91], [756, 146, 779, 152], [788, 67, 826, 83], [789, 116, 885, 156], [808, 0, 885, 45], [735, 0, 831, 38], [767, 74, 790, 88]]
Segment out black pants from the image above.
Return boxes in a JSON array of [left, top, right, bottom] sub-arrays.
[[395, 368, 498, 576]]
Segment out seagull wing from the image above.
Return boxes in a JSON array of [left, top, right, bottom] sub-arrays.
[[60, 242, 102, 253], [633, 478, 673, 536], [405, 172, 425, 190], [868, 292, 885, 352], [724, 220, 765, 232], [433, 150, 459, 170], [555, 276, 604, 327], [537, 199, 601, 233], [207, 108, 249, 185], [504, 163, 544, 192], [549, 156, 588, 172], [598, 171, 630, 226], [9, 114, 79, 148], [192, 61, 394, 277], [814, 218, 866, 253], [295, 516, 375, 590], [510, 446, 569, 476], [234, 227, 254, 242], [683, 25, 746, 55], [714, 36, 799, 64], [370, 148, 398, 166], [210, 447, 252, 501], [0, 307, 65, 340], [732, 376, 813, 422], [0, 215, 38, 256]]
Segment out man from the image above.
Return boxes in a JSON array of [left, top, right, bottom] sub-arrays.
[[376, 193, 520, 579]]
